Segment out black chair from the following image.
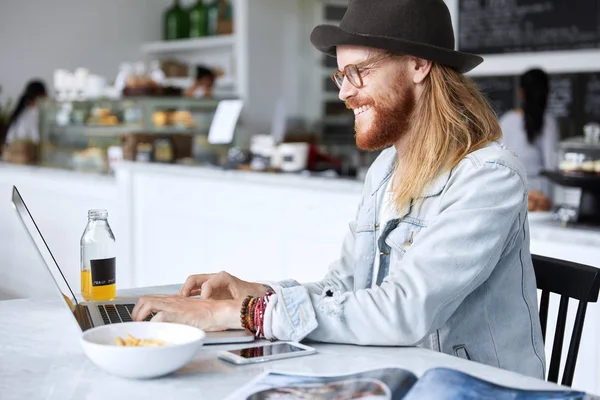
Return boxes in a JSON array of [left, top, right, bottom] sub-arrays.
[[532, 254, 600, 387]]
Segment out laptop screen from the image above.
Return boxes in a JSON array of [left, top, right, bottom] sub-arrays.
[[11, 186, 80, 314]]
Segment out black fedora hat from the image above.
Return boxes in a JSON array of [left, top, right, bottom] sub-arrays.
[[310, 0, 483, 74]]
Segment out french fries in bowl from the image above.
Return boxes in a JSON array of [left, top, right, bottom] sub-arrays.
[[81, 321, 206, 379], [113, 333, 169, 347]]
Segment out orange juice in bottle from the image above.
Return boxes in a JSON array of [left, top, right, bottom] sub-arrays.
[[81, 209, 116, 301]]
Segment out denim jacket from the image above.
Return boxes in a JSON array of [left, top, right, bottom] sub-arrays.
[[264, 142, 546, 379]]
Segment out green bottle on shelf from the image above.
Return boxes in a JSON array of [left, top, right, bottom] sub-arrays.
[[164, 0, 189, 40], [220, 0, 233, 34], [206, 0, 220, 36], [189, 0, 208, 38]]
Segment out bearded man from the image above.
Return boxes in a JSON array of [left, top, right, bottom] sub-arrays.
[[133, 0, 546, 379]]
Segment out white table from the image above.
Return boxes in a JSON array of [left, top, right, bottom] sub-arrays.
[[0, 285, 582, 400]]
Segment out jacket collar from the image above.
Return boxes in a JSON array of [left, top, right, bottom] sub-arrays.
[[421, 169, 451, 197], [370, 148, 396, 196], [369, 146, 452, 198]]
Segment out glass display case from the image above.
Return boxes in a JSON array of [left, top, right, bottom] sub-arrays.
[[556, 124, 600, 175], [38, 96, 237, 174], [541, 123, 600, 224]]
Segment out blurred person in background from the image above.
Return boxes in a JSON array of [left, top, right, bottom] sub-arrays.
[[0, 85, 12, 150], [3, 80, 48, 147], [184, 66, 216, 98], [499, 68, 559, 211]]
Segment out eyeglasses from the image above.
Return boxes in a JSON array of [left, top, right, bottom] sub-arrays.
[[331, 53, 394, 90]]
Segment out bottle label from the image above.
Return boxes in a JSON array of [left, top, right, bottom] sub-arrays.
[[90, 257, 116, 286]]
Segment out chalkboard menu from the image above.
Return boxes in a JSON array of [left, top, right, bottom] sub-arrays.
[[472, 76, 517, 116], [582, 73, 600, 122], [547, 74, 576, 119], [458, 0, 600, 54], [548, 74, 580, 138]]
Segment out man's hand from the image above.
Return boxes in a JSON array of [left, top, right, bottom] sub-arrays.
[[131, 294, 241, 331], [178, 271, 270, 300]]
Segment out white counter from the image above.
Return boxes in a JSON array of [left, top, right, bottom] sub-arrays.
[[529, 214, 600, 266], [0, 284, 581, 400], [2, 162, 600, 394], [119, 161, 365, 194], [113, 161, 362, 289]]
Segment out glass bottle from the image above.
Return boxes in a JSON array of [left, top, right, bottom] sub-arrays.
[[189, 0, 208, 38], [206, 0, 220, 36], [81, 209, 116, 301], [220, 0, 233, 34], [164, 0, 189, 40]]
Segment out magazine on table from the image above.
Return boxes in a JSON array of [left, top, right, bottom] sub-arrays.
[[226, 366, 599, 400]]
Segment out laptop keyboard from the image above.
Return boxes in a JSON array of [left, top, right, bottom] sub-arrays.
[[97, 304, 155, 324]]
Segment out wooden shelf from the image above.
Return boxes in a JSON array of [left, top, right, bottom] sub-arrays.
[[142, 34, 235, 54]]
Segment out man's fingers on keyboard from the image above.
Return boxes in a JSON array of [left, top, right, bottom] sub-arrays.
[[132, 300, 154, 321]]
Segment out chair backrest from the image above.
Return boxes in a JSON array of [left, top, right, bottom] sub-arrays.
[[532, 254, 600, 387]]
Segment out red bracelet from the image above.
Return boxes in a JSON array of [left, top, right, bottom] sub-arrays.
[[256, 292, 273, 338], [256, 297, 265, 338], [253, 297, 261, 334]]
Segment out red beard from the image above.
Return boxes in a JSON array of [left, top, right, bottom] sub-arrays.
[[346, 79, 416, 151]]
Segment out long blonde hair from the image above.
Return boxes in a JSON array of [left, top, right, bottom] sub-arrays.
[[392, 63, 502, 211]]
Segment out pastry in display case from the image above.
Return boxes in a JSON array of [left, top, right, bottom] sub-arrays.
[[541, 123, 600, 224], [38, 96, 235, 174], [86, 107, 119, 126], [556, 124, 600, 176], [528, 190, 552, 212]]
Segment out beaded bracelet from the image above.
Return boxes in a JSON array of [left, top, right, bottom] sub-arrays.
[[240, 296, 253, 331], [240, 292, 274, 337], [248, 297, 258, 332]]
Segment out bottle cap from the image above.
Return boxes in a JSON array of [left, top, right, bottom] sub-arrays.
[[88, 209, 108, 219]]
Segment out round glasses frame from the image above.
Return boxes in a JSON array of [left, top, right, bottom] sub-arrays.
[[331, 53, 394, 90]]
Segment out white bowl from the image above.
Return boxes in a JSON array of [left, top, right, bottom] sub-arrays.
[[81, 322, 206, 379]]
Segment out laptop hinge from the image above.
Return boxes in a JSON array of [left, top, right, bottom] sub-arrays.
[[74, 304, 93, 331]]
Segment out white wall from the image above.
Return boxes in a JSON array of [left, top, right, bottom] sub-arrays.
[[0, 0, 171, 103], [239, 0, 306, 135]]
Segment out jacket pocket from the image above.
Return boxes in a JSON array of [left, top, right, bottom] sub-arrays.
[[376, 221, 424, 283], [384, 221, 425, 256], [453, 344, 471, 361]]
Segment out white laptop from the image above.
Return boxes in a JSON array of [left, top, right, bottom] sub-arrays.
[[11, 185, 254, 345]]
